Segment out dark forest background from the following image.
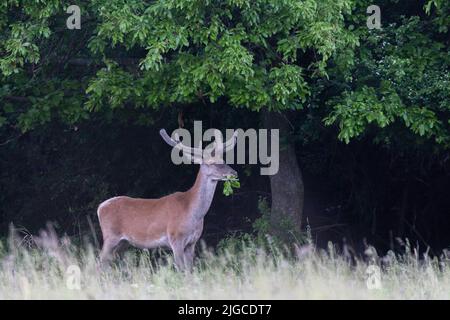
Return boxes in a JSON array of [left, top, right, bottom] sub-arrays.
[[0, 0, 449, 254]]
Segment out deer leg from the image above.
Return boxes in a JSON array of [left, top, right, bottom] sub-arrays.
[[100, 237, 121, 263], [184, 242, 196, 272], [114, 239, 131, 259], [170, 241, 186, 272]]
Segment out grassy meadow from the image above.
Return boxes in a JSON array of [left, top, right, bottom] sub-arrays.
[[0, 228, 449, 300]]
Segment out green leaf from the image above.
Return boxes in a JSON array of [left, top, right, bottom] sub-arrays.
[[223, 175, 240, 196]]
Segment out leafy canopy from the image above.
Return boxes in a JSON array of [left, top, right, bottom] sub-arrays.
[[0, 0, 449, 150]]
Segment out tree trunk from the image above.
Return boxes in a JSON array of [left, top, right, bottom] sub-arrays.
[[263, 110, 304, 240]]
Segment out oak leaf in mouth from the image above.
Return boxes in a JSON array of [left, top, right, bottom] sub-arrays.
[[223, 175, 240, 196]]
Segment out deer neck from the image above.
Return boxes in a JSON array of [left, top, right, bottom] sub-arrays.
[[187, 165, 218, 221]]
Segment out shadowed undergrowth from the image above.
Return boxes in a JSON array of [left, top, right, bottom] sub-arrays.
[[0, 228, 449, 299]]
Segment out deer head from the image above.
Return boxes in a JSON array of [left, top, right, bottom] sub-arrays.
[[159, 128, 238, 180]]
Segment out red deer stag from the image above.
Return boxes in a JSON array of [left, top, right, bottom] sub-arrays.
[[97, 128, 238, 271]]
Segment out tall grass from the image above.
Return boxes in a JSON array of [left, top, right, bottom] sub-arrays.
[[0, 227, 449, 299]]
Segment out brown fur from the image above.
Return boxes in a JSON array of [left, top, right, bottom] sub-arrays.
[[98, 163, 236, 271]]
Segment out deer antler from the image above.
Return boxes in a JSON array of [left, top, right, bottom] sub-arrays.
[[213, 131, 239, 154], [160, 128, 238, 164], [159, 129, 203, 161]]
